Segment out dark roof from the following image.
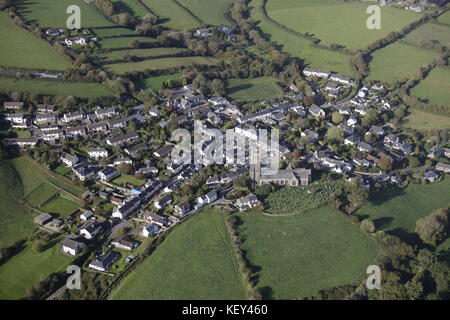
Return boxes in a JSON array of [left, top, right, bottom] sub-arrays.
[[89, 251, 120, 270]]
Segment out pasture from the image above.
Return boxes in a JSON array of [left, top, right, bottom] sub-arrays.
[[137, 73, 182, 90], [437, 11, 450, 25], [99, 36, 157, 49], [0, 12, 71, 70], [96, 47, 187, 61], [141, 0, 200, 30], [178, 0, 233, 25], [410, 66, 450, 106], [403, 22, 450, 48], [111, 0, 148, 18], [226, 77, 283, 102], [401, 109, 450, 131], [238, 207, 379, 299], [109, 209, 247, 299], [92, 27, 138, 37], [368, 42, 439, 83], [40, 195, 80, 217], [24, 182, 59, 208]]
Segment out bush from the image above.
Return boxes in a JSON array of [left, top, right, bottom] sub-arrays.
[[415, 208, 450, 246]]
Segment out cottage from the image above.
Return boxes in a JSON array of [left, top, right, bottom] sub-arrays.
[[142, 223, 160, 238], [436, 162, 450, 173], [3, 102, 24, 110], [80, 210, 94, 221], [235, 195, 258, 212], [111, 236, 139, 251], [60, 153, 79, 167], [4, 138, 38, 148], [80, 219, 103, 240], [174, 202, 190, 217], [98, 167, 118, 181], [73, 166, 95, 181], [88, 148, 109, 159], [60, 238, 85, 256], [95, 107, 116, 119], [88, 251, 120, 272], [428, 147, 445, 159], [106, 132, 139, 146], [423, 171, 440, 182], [154, 195, 173, 210], [309, 104, 325, 118], [197, 190, 218, 205], [144, 211, 169, 227]]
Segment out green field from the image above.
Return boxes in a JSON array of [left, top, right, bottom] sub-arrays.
[[410, 66, 450, 106], [138, 73, 182, 90], [40, 195, 80, 217], [110, 209, 247, 299], [238, 207, 379, 299], [178, 0, 232, 25], [24, 182, 59, 208], [356, 177, 450, 234], [112, 0, 148, 18], [96, 47, 187, 61], [99, 36, 157, 49], [249, 0, 354, 76], [403, 22, 450, 48], [141, 0, 200, 30], [266, 0, 421, 51], [0, 241, 73, 299], [105, 56, 220, 73], [93, 27, 139, 37], [16, 0, 115, 28], [0, 12, 71, 70], [368, 42, 439, 84], [437, 11, 450, 25], [401, 109, 450, 131], [0, 77, 114, 98], [226, 77, 283, 102], [112, 174, 144, 187]]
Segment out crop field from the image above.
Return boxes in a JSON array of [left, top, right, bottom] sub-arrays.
[[438, 11, 450, 25], [110, 209, 247, 299], [141, 0, 200, 30], [111, 0, 148, 18], [226, 77, 283, 102], [238, 207, 379, 299], [99, 36, 157, 49], [24, 182, 59, 208], [265, 0, 421, 51], [16, 0, 115, 28], [137, 73, 182, 90], [356, 177, 450, 235], [178, 0, 233, 25], [0, 241, 73, 299], [249, 0, 354, 76], [368, 42, 439, 84], [105, 56, 220, 73], [402, 23, 450, 48], [410, 66, 450, 106], [0, 12, 71, 70], [261, 179, 344, 214], [401, 109, 450, 131], [96, 47, 187, 61], [0, 77, 114, 98]]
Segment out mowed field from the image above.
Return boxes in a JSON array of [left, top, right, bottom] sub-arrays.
[[96, 47, 187, 61], [266, 0, 421, 51], [368, 42, 438, 83], [238, 207, 379, 299], [0, 77, 114, 98], [178, 0, 233, 25], [403, 22, 450, 48], [141, 0, 200, 30], [16, 0, 115, 28], [437, 11, 450, 25], [249, 0, 355, 76], [99, 36, 157, 49], [0, 12, 71, 70], [356, 177, 450, 234], [401, 109, 450, 131], [226, 77, 283, 102], [138, 73, 182, 90], [0, 241, 73, 299], [110, 209, 247, 300], [410, 66, 450, 106], [111, 0, 148, 18]]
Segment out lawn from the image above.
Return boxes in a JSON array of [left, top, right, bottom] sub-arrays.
[[53, 165, 72, 176], [403, 22, 450, 48], [137, 72, 182, 90], [238, 207, 379, 299], [47, 176, 85, 197], [0, 77, 114, 98], [356, 177, 450, 234], [40, 195, 80, 217], [249, 0, 355, 76], [437, 11, 450, 25], [96, 47, 187, 61], [410, 66, 450, 106], [105, 56, 220, 73], [24, 182, 59, 208], [178, 0, 233, 25], [9, 156, 51, 197], [110, 208, 247, 299], [141, 0, 200, 30], [112, 174, 144, 187], [226, 77, 283, 102], [0, 241, 73, 299], [99, 36, 157, 49], [368, 42, 439, 84], [401, 109, 450, 131], [111, 0, 149, 18], [16, 0, 116, 28], [0, 12, 71, 70], [266, 0, 422, 51]]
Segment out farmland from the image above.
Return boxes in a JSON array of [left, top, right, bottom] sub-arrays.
[[0, 240, 73, 300], [109, 209, 247, 300], [437, 10, 450, 25], [141, 0, 200, 30], [0, 77, 114, 98], [137, 73, 182, 90], [237, 207, 379, 299], [265, 0, 421, 51], [40, 195, 80, 218], [92, 27, 139, 37], [402, 22, 450, 48], [356, 177, 450, 235], [24, 182, 59, 208], [96, 47, 187, 61], [226, 77, 283, 102], [368, 42, 439, 84], [99, 36, 157, 49], [178, 0, 233, 25], [111, 0, 148, 18], [410, 66, 450, 106], [401, 109, 450, 131], [0, 12, 71, 70]]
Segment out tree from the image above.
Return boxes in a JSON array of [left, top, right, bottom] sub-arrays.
[[331, 111, 344, 124], [326, 126, 344, 143], [377, 156, 393, 171], [211, 79, 225, 96], [360, 219, 376, 233], [32, 240, 46, 253], [415, 208, 450, 246]]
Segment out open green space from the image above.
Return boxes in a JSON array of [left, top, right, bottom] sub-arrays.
[[226, 77, 283, 102], [92, 27, 139, 37], [238, 207, 379, 299], [40, 195, 80, 217], [111, 0, 148, 18], [96, 47, 187, 61], [178, 0, 233, 25], [401, 109, 450, 131], [112, 174, 144, 187], [141, 0, 200, 30], [110, 208, 247, 299], [410, 66, 450, 106], [138, 72, 182, 90], [403, 22, 450, 48], [24, 182, 59, 208], [99, 36, 157, 49], [437, 11, 450, 25]]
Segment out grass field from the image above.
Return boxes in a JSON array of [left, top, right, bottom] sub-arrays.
[[96, 47, 187, 61], [368, 42, 439, 83], [105, 56, 220, 73], [249, 0, 355, 76], [0, 12, 71, 70], [112, 0, 148, 18], [16, 0, 115, 28], [437, 11, 450, 25], [266, 0, 421, 51], [110, 209, 247, 299], [0, 77, 114, 98], [178, 0, 232, 25], [40, 195, 80, 217], [238, 207, 379, 299], [401, 109, 450, 131], [226, 77, 283, 102], [137, 73, 182, 90], [403, 23, 450, 48], [356, 177, 450, 235], [410, 66, 450, 106], [92, 27, 139, 37], [24, 182, 59, 208], [112, 174, 144, 187], [99, 36, 157, 49], [0, 241, 73, 299], [141, 0, 200, 30]]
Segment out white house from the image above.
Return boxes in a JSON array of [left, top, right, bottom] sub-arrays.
[[80, 210, 94, 221], [88, 148, 109, 159], [197, 190, 218, 205], [98, 167, 118, 181], [60, 238, 85, 256], [60, 153, 79, 167], [142, 223, 160, 238]]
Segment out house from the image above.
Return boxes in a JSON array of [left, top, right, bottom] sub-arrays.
[[148, 108, 161, 117], [111, 236, 139, 251], [124, 143, 148, 157], [301, 129, 319, 141], [174, 202, 190, 217], [444, 148, 450, 158], [423, 171, 440, 182], [384, 134, 399, 145], [114, 157, 133, 166], [73, 166, 95, 181], [106, 132, 139, 146], [367, 125, 385, 136], [60, 238, 85, 256], [336, 105, 351, 115], [330, 74, 353, 85], [303, 68, 331, 78], [235, 195, 258, 212], [154, 145, 174, 158], [98, 167, 118, 181], [4, 138, 38, 148], [353, 158, 372, 168], [344, 135, 361, 146], [80, 210, 94, 221], [60, 153, 79, 167], [197, 190, 218, 205], [88, 251, 120, 272], [34, 213, 53, 226], [62, 112, 84, 123], [112, 197, 141, 219], [326, 82, 341, 91], [41, 129, 65, 141], [428, 147, 445, 159], [87, 122, 109, 134], [144, 211, 169, 227], [436, 162, 450, 173], [35, 114, 57, 124], [154, 195, 173, 210], [36, 104, 56, 113], [65, 126, 86, 138], [107, 118, 127, 129], [347, 117, 358, 127], [142, 223, 160, 238], [358, 142, 373, 153], [3, 102, 23, 110], [95, 107, 116, 119], [88, 148, 109, 160], [80, 220, 103, 240], [5, 113, 27, 127], [309, 104, 325, 118], [257, 167, 312, 186]]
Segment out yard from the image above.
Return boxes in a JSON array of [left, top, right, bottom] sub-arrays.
[[112, 174, 144, 188], [40, 195, 80, 218], [237, 207, 379, 299], [178, 0, 233, 25], [410, 66, 450, 106], [226, 77, 283, 102], [109, 208, 247, 299], [141, 0, 200, 30]]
